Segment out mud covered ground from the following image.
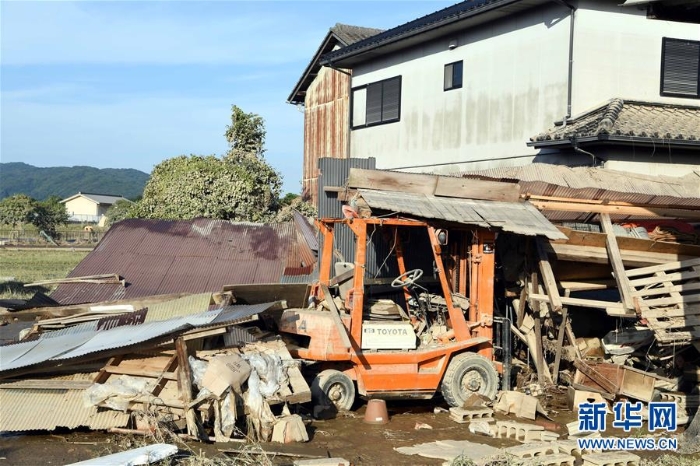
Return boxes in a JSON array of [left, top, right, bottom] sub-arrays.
[[1, 398, 697, 465]]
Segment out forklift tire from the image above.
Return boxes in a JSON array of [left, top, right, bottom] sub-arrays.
[[441, 353, 499, 407], [311, 370, 355, 412]]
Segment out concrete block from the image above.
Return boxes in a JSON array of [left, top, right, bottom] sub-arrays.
[[449, 407, 493, 423], [582, 451, 640, 466], [504, 442, 558, 458], [495, 420, 544, 442]]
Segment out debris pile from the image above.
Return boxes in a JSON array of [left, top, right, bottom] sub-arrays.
[[0, 291, 311, 443]]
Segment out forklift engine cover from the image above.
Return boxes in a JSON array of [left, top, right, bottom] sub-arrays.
[[361, 321, 417, 350]]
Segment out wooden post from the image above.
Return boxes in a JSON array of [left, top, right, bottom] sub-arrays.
[[599, 213, 635, 311], [552, 290, 571, 385], [176, 337, 204, 440], [536, 238, 563, 312]]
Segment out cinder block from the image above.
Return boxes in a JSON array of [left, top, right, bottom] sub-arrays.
[[582, 451, 640, 466], [555, 438, 604, 456], [449, 407, 494, 423], [495, 420, 544, 442], [505, 442, 558, 458]]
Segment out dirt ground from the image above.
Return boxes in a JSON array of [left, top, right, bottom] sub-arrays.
[[1, 398, 695, 466]]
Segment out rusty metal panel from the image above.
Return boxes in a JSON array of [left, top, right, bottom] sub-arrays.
[[51, 219, 314, 305], [144, 293, 212, 322], [0, 389, 130, 432], [303, 67, 351, 207]]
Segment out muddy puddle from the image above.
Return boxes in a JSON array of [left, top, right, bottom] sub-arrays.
[[0, 398, 696, 465]]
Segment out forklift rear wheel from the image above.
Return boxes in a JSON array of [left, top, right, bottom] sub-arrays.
[[441, 353, 499, 407], [311, 370, 356, 411]]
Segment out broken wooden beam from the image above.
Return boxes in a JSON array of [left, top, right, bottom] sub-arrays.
[[599, 214, 635, 312], [528, 294, 635, 317], [536, 238, 563, 312]]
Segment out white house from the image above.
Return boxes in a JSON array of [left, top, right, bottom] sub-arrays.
[[61, 192, 130, 223], [317, 0, 700, 177]]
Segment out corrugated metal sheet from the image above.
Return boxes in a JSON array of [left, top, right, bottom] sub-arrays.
[[461, 164, 700, 205], [51, 219, 312, 305], [318, 158, 397, 278], [358, 189, 567, 240], [145, 293, 213, 323], [460, 164, 700, 223], [303, 68, 351, 207], [0, 389, 129, 432], [0, 303, 276, 373]]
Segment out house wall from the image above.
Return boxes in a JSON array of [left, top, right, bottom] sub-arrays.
[[349, 2, 572, 173], [346, 0, 699, 174], [596, 147, 700, 177], [303, 65, 351, 207], [64, 197, 98, 217], [571, 1, 700, 115]]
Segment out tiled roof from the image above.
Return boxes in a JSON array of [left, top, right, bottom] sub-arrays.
[[530, 99, 700, 147], [321, 0, 549, 68], [287, 23, 383, 104], [331, 23, 383, 46]]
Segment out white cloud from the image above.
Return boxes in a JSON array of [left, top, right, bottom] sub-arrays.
[[0, 1, 318, 65]]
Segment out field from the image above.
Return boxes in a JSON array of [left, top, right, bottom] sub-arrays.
[[0, 248, 90, 299]]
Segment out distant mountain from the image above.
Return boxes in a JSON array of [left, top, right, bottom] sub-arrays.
[[0, 162, 150, 200]]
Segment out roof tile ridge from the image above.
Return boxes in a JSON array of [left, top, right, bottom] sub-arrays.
[[596, 98, 624, 135]]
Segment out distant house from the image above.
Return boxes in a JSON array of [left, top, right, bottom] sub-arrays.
[[61, 192, 130, 223], [287, 23, 383, 207]]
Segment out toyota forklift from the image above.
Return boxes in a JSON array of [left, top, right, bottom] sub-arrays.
[[274, 215, 504, 411]]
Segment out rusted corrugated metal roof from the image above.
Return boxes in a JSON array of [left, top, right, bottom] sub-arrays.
[[358, 189, 567, 240], [51, 219, 314, 305], [461, 164, 700, 206], [0, 388, 129, 432]]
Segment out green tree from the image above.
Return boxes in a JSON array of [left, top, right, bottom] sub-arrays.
[[132, 105, 282, 222], [224, 105, 266, 158], [104, 199, 135, 227], [31, 196, 69, 238], [0, 194, 36, 228]]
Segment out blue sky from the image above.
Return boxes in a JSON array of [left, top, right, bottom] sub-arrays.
[[1, 0, 455, 194]]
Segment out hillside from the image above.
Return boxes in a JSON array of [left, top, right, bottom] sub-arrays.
[[0, 163, 150, 200]]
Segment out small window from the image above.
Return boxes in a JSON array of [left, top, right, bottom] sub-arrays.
[[351, 76, 401, 128], [661, 38, 700, 98], [444, 61, 463, 91]]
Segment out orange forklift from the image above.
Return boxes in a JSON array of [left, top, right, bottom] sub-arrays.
[[274, 216, 505, 411]]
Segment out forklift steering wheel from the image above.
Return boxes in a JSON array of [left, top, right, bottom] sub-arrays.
[[391, 268, 424, 288]]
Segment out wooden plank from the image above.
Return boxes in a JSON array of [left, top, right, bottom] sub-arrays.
[[0, 379, 93, 390], [600, 214, 635, 311], [646, 315, 700, 329], [347, 167, 521, 202], [528, 294, 634, 317], [536, 238, 563, 312], [555, 227, 700, 256], [531, 200, 700, 220], [319, 284, 352, 350], [547, 243, 691, 268], [573, 360, 618, 394], [628, 269, 700, 287], [94, 356, 122, 384], [643, 294, 700, 307], [552, 299, 569, 385], [176, 337, 205, 440], [104, 366, 178, 380], [221, 283, 308, 308], [434, 175, 520, 202], [626, 257, 700, 278], [559, 280, 616, 292], [633, 281, 700, 298], [348, 168, 437, 195], [642, 306, 700, 318]]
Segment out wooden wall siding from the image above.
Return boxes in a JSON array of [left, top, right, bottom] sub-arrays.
[[303, 67, 351, 207]]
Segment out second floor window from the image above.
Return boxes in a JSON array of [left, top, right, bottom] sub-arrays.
[[661, 38, 700, 98], [444, 61, 463, 91], [352, 76, 401, 128]]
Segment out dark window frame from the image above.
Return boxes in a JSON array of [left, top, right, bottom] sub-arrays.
[[350, 76, 402, 129], [660, 37, 700, 99], [444, 61, 463, 91]]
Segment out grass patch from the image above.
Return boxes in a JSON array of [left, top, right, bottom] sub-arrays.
[[0, 248, 89, 299]]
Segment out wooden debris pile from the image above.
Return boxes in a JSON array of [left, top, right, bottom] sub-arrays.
[[0, 291, 311, 443]]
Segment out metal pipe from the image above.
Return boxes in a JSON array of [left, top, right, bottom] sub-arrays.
[[554, 0, 577, 121]]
